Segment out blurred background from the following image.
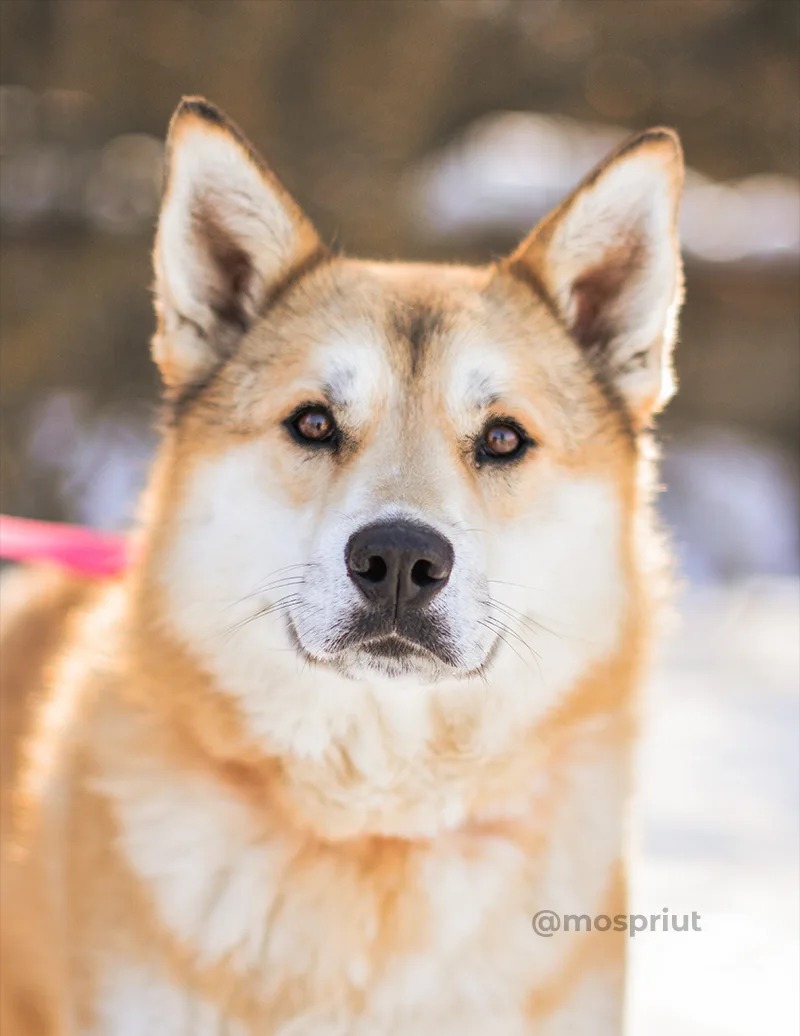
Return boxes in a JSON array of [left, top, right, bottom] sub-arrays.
[[1, 2, 798, 1033]]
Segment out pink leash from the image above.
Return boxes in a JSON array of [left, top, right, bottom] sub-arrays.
[[0, 515, 129, 578]]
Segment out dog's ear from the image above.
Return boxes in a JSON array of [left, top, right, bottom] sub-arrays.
[[508, 128, 684, 428], [152, 97, 322, 389]]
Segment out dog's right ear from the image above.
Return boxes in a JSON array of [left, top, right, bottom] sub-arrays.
[[152, 97, 322, 390]]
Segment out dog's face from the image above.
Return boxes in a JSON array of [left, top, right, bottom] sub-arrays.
[[143, 99, 682, 725]]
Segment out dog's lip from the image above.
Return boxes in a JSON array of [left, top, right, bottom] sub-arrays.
[[286, 616, 498, 679], [288, 616, 446, 667], [360, 634, 428, 658]]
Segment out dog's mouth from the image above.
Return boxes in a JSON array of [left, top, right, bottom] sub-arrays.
[[335, 610, 462, 671], [360, 634, 427, 660], [287, 611, 473, 680]]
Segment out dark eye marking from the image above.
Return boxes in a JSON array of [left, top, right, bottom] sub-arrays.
[[475, 417, 535, 465], [285, 404, 339, 449]]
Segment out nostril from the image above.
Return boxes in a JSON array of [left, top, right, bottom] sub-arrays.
[[410, 558, 445, 588], [357, 555, 388, 584]]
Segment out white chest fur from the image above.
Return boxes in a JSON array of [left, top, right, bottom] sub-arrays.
[[94, 723, 625, 1035]]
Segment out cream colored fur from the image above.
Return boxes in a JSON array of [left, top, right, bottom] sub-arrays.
[[0, 98, 684, 1035]]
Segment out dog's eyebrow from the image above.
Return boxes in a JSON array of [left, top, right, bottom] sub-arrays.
[[322, 367, 356, 409], [466, 371, 500, 411]]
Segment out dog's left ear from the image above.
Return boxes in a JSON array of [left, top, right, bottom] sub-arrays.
[[153, 97, 322, 389], [508, 128, 684, 428]]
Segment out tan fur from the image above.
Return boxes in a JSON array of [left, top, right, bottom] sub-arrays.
[[1, 99, 683, 1034]]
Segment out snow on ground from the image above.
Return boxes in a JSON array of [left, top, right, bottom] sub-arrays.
[[628, 579, 799, 1035]]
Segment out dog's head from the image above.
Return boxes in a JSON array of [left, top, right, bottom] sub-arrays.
[[141, 98, 682, 731]]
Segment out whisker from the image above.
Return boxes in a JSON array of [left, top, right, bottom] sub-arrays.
[[221, 593, 301, 642], [485, 589, 568, 642], [486, 598, 541, 636], [487, 597, 562, 642], [484, 614, 540, 662], [478, 619, 528, 670], [451, 521, 487, 535], [229, 577, 307, 609], [238, 561, 314, 594], [331, 510, 359, 526], [487, 578, 545, 592], [481, 612, 545, 684]]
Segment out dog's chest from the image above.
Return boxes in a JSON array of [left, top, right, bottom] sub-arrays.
[[97, 721, 625, 1033], [95, 846, 538, 1035], [101, 762, 557, 1032]]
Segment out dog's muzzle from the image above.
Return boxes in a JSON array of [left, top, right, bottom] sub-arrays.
[[339, 520, 456, 666]]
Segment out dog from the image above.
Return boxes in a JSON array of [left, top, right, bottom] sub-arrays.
[[0, 97, 683, 1035]]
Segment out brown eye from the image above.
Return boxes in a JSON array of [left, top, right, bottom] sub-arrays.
[[288, 405, 337, 446], [478, 420, 529, 462]]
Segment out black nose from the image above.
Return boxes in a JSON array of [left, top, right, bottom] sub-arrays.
[[346, 521, 454, 612]]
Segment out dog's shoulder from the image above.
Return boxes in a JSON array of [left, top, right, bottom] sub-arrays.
[[0, 565, 98, 809]]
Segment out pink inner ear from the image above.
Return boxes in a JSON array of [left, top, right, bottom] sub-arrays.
[[570, 239, 644, 353]]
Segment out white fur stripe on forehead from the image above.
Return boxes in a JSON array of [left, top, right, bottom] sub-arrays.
[[316, 322, 390, 421], [153, 98, 319, 387], [445, 340, 511, 416], [513, 129, 684, 427]]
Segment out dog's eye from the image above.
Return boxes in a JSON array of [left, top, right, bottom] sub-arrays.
[[477, 420, 530, 462], [288, 405, 337, 446]]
